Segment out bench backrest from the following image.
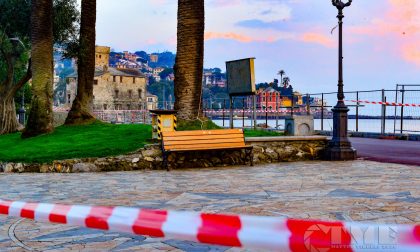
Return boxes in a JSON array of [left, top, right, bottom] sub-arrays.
[[162, 129, 246, 151]]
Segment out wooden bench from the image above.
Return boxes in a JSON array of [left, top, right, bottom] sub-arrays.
[[161, 129, 253, 170]]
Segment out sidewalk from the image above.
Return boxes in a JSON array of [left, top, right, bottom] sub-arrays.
[[0, 160, 419, 251]]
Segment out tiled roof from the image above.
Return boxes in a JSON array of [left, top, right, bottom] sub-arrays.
[[263, 87, 278, 93], [147, 92, 158, 97]]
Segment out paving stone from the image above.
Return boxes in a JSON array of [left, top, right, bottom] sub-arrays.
[[0, 160, 418, 251], [327, 189, 380, 198], [164, 239, 230, 252]]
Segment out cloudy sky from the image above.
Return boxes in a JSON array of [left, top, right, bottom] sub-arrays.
[[94, 0, 419, 93]]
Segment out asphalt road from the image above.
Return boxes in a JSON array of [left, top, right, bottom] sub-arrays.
[[351, 137, 420, 166]]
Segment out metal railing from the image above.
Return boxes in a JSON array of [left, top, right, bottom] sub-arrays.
[[93, 110, 150, 124], [202, 86, 420, 135], [53, 86, 420, 135]]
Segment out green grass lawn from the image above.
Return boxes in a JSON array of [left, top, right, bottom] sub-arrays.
[[0, 122, 151, 163], [0, 119, 282, 164], [177, 119, 283, 137], [243, 129, 284, 137]]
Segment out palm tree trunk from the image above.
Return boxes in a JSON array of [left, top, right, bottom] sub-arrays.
[[65, 0, 96, 125], [22, 0, 54, 138], [174, 0, 205, 120]]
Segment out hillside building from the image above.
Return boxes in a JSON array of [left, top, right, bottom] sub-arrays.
[[66, 46, 148, 110]]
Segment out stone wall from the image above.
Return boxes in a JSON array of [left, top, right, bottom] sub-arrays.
[[0, 136, 328, 173]]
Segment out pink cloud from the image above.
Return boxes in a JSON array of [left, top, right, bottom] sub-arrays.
[[349, 0, 420, 66], [205, 31, 337, 48], [204, 32, 277, 43], [300, 32, 335, 48], [402, 43, 420, 65]]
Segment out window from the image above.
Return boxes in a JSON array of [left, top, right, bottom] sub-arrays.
[[99, 55, 102, 59], [94, 80, 98, 85], [148, 97, 153, 102], [120, 76, 123, 83], [138, 89, 142, 98], [127, 104, 131, 110], [103, 104, 108, 110], [128, 90, 132, 99], [115, 89, 119, 98], [68, 94, 71, 103], [133, 77, 136, 84], [113, 76, 116, 82]]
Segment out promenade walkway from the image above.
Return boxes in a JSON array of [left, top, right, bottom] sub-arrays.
[[1, 160, 418, 251], [351, 137, 420, 166]]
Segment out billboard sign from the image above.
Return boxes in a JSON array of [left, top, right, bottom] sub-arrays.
[[226, 58, 256, 96]]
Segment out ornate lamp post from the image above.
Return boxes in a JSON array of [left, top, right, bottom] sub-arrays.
[[327, 0, 357, 160]]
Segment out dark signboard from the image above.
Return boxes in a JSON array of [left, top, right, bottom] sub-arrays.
[[226, 58, 256, 96]]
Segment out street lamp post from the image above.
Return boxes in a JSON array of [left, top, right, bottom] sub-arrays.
[[18, 91, 25, 125], [327, 0, 357, 160]]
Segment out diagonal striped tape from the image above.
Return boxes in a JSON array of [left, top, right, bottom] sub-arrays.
[[0, 199, 418, 251]]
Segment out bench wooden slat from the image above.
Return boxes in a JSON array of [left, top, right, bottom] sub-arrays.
[[162, 129, 243, 137], [161, 129, 253, 169], [164, 138, 244, 146], [166, 145, 253, 152], [163, 133, 244, 141], [165, 143, 249, 151]]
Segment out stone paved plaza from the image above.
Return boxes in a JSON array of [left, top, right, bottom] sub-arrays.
[[0, 160, 419, 251]]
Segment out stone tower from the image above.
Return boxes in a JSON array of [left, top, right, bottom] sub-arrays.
[[95, 46, 110, 71]]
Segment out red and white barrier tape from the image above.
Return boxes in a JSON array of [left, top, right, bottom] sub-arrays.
[[203, 109, 307, 114], [53, 109, 150, 113], [346, 100, 420, 107], [0, 199, 418, 251]]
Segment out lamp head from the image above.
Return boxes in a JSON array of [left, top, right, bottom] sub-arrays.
[[332, 0, 352, 10], [9, 38, 25, 48]]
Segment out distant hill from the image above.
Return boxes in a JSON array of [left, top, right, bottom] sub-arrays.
[[110, 50, 175, 69], [134, 51, 149, 60]]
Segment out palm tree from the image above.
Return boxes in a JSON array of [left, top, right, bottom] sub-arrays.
[[174, 0, 205, 120], [277, 70, 285, 87], [65, 0, 96, 125], [22, 0, 54, 138]]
